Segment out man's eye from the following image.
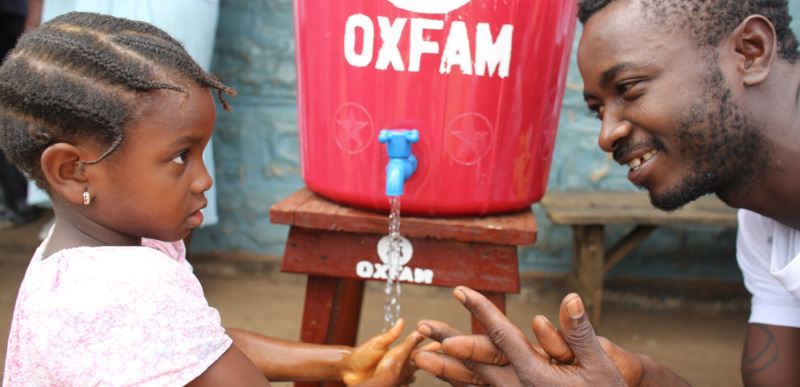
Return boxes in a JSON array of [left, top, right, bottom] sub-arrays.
[[171, 152, 188, 165], [616, 80, 642, 96], [588, 105, 605, 120]]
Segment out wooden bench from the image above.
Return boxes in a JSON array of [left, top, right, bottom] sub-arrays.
[[539, 191, 738, 325]]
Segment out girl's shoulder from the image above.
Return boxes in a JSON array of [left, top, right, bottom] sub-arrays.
[[41, 238, 189, 271], [25, 239, 197, 299]]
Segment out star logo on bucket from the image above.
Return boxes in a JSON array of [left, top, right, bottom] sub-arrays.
[[333, 103, 374, 154], [388, 0, 471, 14], [445, 113, 493, 165]]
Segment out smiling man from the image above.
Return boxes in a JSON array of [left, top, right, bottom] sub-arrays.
[[413, 0, 800, 386]]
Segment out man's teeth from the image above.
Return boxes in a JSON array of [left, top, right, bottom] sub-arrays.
[[628, 150, 657, 170]]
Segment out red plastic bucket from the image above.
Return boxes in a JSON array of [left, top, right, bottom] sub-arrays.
[[293, 0, 578, 216]]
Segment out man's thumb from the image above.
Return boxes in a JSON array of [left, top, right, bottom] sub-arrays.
[[558, 294, 606, 365]]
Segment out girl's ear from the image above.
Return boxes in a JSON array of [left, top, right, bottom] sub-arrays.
[[40, 143, 91, 205], [733, 15, 777, 86]]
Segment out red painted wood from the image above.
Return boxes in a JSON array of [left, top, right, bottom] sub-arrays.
[[282, 227, 519, 293], [329, 279, 365, 347], [299, 276, 338, 345], [271, 187, 537, 245], [271, 187, 536, 387]]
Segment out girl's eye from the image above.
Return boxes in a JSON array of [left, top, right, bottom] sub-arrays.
[[171, 151, 188, 165]]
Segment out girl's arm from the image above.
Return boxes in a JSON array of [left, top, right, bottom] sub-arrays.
[[226, 319, 408, 384], [186, 344, 272, 386]]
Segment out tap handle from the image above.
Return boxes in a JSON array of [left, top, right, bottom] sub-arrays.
[[379, 129, 419, 158]]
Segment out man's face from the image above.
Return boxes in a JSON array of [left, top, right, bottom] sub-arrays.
[[576, 1, 766, 210]]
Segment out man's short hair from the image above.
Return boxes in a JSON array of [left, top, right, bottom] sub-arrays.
[[577, 0, 800, 63]]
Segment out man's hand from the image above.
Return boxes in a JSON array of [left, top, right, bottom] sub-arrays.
[[414, 286, 633, 386]]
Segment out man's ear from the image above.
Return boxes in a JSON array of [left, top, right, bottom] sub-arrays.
[[733, 15, 777, 86], [40, 143, 91, 205]]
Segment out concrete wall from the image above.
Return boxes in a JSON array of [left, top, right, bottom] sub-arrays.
[[192, 0, 800, 281]]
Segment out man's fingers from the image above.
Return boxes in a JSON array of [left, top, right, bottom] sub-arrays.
[[415, 350, 488, 385], [417, 319, 464, 343], [439, 335, 509, 365], [532, 314, 575, 364], [453, 286, 539, 365], [556, 294, 610, 368]]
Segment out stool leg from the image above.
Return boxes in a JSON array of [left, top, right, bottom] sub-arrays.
[[296, 276, 338, 387], [299, 276, 338, 345], [471, 291, 506, 335], [569, 225, 604, 327], [330, 278, 365, 346], [296, 277, 364, 387]]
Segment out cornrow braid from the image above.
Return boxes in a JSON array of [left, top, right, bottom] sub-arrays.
[[0, 11, 236, 191], [111, 32, 234, 110], [577, 0, 800, 63]]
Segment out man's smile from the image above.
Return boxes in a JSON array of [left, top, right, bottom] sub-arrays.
[[627, 149, 658, 171]]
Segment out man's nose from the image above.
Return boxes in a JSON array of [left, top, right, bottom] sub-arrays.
[[597, 111, 632, 153]]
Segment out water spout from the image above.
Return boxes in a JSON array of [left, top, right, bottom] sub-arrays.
[[379, 129, 419, 197]]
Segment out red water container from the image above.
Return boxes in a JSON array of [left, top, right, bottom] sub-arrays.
[[293, 0, 578, 216]]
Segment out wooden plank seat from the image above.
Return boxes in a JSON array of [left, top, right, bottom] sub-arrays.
[[540, 191, 738, 325]]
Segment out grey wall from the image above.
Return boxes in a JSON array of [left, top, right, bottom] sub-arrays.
[[192, 0, 800, 281]]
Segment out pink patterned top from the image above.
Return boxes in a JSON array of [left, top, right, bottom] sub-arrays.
[[3, 236, 232, 386]]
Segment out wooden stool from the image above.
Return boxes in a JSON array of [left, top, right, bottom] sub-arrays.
[[270, 187, 537, 387]]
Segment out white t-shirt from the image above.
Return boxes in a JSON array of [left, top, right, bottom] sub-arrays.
[[3, 237, 232, 386], [737, 209, 800, 328]]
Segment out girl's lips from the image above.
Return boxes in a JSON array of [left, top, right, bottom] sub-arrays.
[[186, 210, 204, 228]]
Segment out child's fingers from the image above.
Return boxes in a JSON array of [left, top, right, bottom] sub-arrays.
[[370, 318, 405, 349], [380, 331, 420, 363]]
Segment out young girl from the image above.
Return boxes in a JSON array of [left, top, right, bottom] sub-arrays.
[[0, 12, 434, 386]]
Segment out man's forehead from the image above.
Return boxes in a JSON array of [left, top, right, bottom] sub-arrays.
[[577, 1, 680, 76]]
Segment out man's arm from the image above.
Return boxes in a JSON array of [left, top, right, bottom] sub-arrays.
[[741, 323, 800, 386]]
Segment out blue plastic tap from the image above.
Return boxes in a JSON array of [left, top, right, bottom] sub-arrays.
[[379, 129, 419, 197]]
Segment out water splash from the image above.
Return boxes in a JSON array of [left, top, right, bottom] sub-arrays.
[[384, 196, 403, 329]]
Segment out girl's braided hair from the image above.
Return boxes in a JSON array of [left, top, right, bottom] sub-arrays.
[[577, 0, 799, 63], [0, 11, 236, 190]]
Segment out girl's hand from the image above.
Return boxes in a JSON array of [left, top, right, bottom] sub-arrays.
[[360, 330, 441, 386], [341, 319, 406, 385]]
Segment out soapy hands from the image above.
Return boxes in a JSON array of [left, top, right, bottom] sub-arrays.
[[414, 286, 643, 386]]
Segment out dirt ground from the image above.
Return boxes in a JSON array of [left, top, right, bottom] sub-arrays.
[[1, 210, 751, 386]]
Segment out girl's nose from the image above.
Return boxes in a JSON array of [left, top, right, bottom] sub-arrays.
[[191, 162, 214, 194], [597, 112, 633, 153]]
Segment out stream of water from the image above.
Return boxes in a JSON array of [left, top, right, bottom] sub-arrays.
[[384, 196, 402, 330]]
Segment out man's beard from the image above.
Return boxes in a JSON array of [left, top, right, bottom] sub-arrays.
[[647, 61, 768, 211]]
